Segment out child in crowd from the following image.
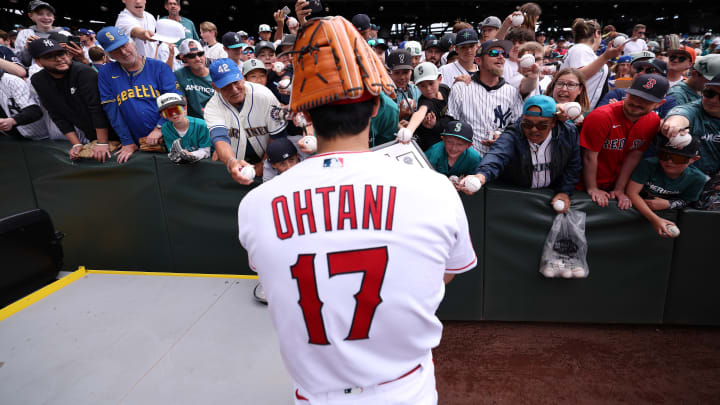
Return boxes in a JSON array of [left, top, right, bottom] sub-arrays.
[[626, 135, 707, 237], [242, 59, 268, 86], [400, 62, 452, 150], [263, 137, 302, 182], [156, 93, 212, 163], [425, 120, 481, 178], [87, 46, 107, 72]]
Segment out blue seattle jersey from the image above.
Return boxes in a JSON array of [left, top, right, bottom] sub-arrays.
[[98, 57, 181, 145]]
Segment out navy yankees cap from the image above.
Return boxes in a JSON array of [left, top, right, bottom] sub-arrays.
[[455, 29, 478, 46], [267, 137, 298, 164], [626, 74, 669, 103], [29, 37, 64, 59], [442, 121, 473, 143]]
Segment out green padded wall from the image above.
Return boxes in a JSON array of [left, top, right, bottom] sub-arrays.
[[0, 138, 37, 218]]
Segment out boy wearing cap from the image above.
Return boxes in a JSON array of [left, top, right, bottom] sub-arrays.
[[262, 136, 302, 182], [480, 16, 502, 42], [580, 74, 668, 209], [258, 24, 272, 42], [425, 120, 481, 178], [14, 0, 67, 67], [221, 32, 245, 66], [404, 41, 422, 69], [666, 45, 696, 88], [199, 22, 227, 63], [463, 95, 581, 213], [242, 59, 268, 86], [627, 136, 706, 236], [255, 40, 276, 71], [174, 38, 214, 119], [157, 92, 211, 163], [387, 49, 421, 120], [667, 55, 720, 106], [398, 62, 451, 150], [439, 28, 479, 88]]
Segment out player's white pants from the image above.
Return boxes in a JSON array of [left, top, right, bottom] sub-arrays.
[[292, 353, 437, 405]]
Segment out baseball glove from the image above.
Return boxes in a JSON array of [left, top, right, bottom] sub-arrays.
[[288, 16, 395, 112], [139, 136, 167, 153], [77, 140, 122, 158]]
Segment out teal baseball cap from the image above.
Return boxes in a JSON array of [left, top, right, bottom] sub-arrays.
[[97, 26, 129, 53], [210, 58, 243, 89], [523, 95, 557, 118]]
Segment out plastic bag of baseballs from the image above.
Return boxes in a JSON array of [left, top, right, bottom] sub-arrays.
[[539, 209, 589, 279]]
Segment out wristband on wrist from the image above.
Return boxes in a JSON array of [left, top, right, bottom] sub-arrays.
[[96, 143, 109, 146], [71, 144, 83, 149]]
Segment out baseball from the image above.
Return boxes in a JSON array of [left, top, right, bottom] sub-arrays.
[[301, 136, 317, 153], [519, 53, 535, 69], [666, 224, 681, 238], [613, 35, 627, 48], [463, 176, 482, 193], [541, 266, 556, 278], [396, 128, 413, 143], [511, 14, 524, 26], [449, 175, 460, 184], [564, 102, 582, 120], [561, 269, 573, 279], [240, 165, 256, 179], [552, 200, 566, 213], [669, 133, 692, 148], [273, 62, 286, 73], [278, 78, 291, 89], [571, 267, 586, 278]]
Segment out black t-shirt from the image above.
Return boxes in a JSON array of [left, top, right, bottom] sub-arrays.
[[415, 83, 451, 151]]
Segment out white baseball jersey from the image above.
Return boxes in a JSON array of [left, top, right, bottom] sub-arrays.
[[439, 61, 477, 88], [238, 150, 477, 396], [0, 73, 63, 140], [447, 78, 524, 155], [115, 8, 157, 59], [204, 81, 287, 160]]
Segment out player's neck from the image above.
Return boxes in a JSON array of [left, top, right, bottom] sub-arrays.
[[316, 128, 371, 154], [173, 117, 190, 131], [458, 59, 476, 72]]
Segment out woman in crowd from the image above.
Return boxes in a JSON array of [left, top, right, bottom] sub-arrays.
[[544, 67, 590, 125]]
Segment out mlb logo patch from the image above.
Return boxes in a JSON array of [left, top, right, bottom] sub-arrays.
[[323, 157, 344, 168]]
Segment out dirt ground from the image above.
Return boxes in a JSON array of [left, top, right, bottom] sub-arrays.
[[434, 321, 720, 405]]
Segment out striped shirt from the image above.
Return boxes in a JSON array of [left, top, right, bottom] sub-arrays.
[[447, 76, 524, 155], [439, 61, 477, 88]]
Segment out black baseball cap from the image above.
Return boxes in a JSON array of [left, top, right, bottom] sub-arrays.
[[479, 39, 512, 56], [707, 73, 720, 87], [267, 137, 298, 164], [424, 39, 441, 50], [632, 57, 669, 77], [28, 0, 55, 13], [277, 34, 296, 54], [352, 14, 371, 32], [656, 135, 700, 158], [442, 120, 473, 143], [455, 29, 478, 46], [439, 33, 456, 51], [625, 74, 669, 103], [221, 32, 244, 49], [29, 37, 65, 59], [255, 40, 275, 53], [387, 49, 413, 71]]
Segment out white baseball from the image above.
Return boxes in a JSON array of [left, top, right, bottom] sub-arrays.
[[552, 200, 566, 213], [240, 165, 256, 179], [613, 35, 627, 47], [541, 266, 556, 278], [396, 128, 413, 143], [519, 53, 535, 68], [273, 61, 285, 73], [449, 175, 460, 184], [571, 267, 586, 278], [669, 133, 692, 148], [511, 14, 524, 26], [666, 224, 680, 238], [463, 176, 482, 193], [301, 136, 317, 153], [561, 269, 573, 279], [278, 78, 291, 89], [564, 102, 582, 119]]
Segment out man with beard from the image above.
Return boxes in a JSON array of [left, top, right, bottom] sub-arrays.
[[579, 74, 669, 209], [97, 26, 180, 163], [423, 38, 443, 67], [447, 39, 538, 156], [174, 39, 214, 119], [30, 37, 116, 161]]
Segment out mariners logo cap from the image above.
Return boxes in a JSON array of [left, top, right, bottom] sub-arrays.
[[455, 28, 479, 46], [523, 95, 557, 118], [404, 41, 422, 57], [481, 16, 502, 29], [442, 120, 473, 143], [694, 55, 720, 81], [414, 62, 440, 84], [626, 74, 669, 103], [28, 37, 64, 59], [156, 93, 186, 111], [222, 32, 244, 49], [439, 33, 456, 52], [387, 49, 412, 71], [210, 58, 243, 89], [242, 59, 266, 76], [267, 137, 298, 164], [97, 26, 129, 52]]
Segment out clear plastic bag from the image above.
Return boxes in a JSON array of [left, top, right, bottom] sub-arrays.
[[539, 209, 589, 279]]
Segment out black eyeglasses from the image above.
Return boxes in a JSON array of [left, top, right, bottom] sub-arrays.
[[555, 80, 580, 90], [669, 55, 688, 63], [486, 49, 508, 58], [184, 51, 204, 59], [634, 66, 657, 74], [702, 88, 720, 100], [658, 151, 691, 164], [521, 120, 553, 130]]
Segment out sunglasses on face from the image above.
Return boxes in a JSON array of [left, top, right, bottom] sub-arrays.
[[634, 66, 657, 74], [160, 105, 184, 118], [521, 120, 552, 130], [555, 80, 580, 90], [486, 49, 508, 58], [242, 49, 254, 54], [184, 51, 204, 59], [669, 55, 688, 63], [658, 151, 691, 164], [703, 88, 720, 100]]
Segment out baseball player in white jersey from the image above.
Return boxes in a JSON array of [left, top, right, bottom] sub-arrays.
[[235, 16, 477, 405]]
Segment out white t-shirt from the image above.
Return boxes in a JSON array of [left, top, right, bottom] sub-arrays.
[[204, 42, 227, 63], [503, 59, 520, 85], [623, 38, 647, 56], [115, 8, 157, 59], [528, 134, 553, 189], [562, 43, 608, 109], [238, 150, 476, 395], [203, 81, 287, 160], [439, 61, 477, 88]]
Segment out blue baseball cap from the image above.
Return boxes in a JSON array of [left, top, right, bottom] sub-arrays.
[[97, 26, 129, 52], [523, 95, 557, 118], [210, 58, 243, 89], [617, 55, 632, 64]]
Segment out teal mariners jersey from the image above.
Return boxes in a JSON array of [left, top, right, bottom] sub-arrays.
[[174, 67, 214, 119], [631, 157, 708, 202], [161, 116, 212, 152], [424, 141, 482, 177], [667, 81, 700, 106], [667, 99, 720, 176]]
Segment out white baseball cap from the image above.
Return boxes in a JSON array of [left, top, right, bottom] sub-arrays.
[[152, 19, 185, 44], [259, 24, 272, 33], [179, 39, 202, 56], [404, 40, 422, 56], [695, 54, 720, 80], [156, 92, 186, 111], [242, 59, 266, 76], [414, 62, 440, 84]]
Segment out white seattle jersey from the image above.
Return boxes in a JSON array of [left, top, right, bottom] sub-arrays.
[[447, 78, 523, 155], [204, 81, 287, 160], [238, 150, 476, 395]]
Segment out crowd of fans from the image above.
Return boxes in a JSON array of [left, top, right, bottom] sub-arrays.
[[2, 0, 720, 235]]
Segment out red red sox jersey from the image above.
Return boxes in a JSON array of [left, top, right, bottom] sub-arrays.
[[579, 101, 660, 190], [237, 150, 476, 395]]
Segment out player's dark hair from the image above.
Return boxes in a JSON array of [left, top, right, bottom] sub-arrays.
[[0, 30, 7, 41], [506, 28, 534, 44], [88, 46, 105, 62], [308, 98, 375, 140]]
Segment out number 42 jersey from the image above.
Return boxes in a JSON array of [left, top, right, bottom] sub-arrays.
[[238, 150, 477, 395]]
